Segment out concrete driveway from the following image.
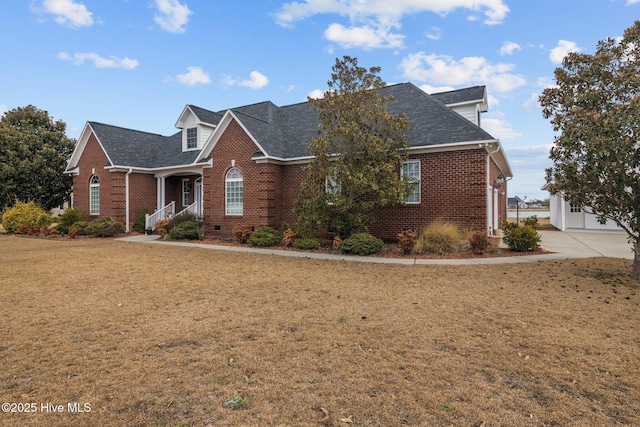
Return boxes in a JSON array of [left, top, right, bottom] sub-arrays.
[[539, 229, 634, 260]]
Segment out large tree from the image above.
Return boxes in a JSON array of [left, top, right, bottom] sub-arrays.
[[540, 21, 640, 279], [0, 105, 75, 211], [295, 56, 411, 237]]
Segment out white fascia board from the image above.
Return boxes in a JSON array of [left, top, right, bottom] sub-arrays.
[[196, 110, 267, 163], [253, 155, 314, 165], [174, 105, 195, 129], [107, 160, 212, 177], [65, 122, 115, 173]]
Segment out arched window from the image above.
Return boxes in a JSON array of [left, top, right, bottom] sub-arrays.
[[225, 167, 243, 215], [89, 175, 100, 215]]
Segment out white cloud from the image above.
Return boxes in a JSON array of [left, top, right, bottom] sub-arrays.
[[58, 52, 139, 69], [273, 0, 509, 27], [400, 52, 526, 93], [627, 0, 640, 4], [154, 0, 192, 33], [0, 104, 8, 117], [425, 26, 442, 41], [273, 0, 508, 50], [223, 71, 269, 90], [482, 117, 522, 140], [324, 22, 404, 49], [37, 0, 93, 28], [175, 67, 211, 86], [307, 89, 325, 99], [499, 41, 521, 56], [549, 40, 581, 64], [523, 92, 542, 111], [240, 71, 269, 89]]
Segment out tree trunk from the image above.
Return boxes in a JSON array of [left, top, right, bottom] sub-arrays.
[[634, 239, 640, 282]]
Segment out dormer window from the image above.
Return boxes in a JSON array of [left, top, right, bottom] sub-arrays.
[[186, 127, 198, 149]]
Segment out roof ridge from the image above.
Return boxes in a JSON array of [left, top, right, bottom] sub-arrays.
[[89, 121, 168, 137]]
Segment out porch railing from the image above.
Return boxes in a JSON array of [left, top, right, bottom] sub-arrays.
[[145, 201, 175, 233], [174, 202, 198, 219]]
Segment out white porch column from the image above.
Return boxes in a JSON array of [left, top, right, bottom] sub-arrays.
[[156, 176, 166, 210]]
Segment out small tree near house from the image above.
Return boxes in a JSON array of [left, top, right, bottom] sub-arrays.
[[540, 20, 640, 280], [294, 56, 412, 237]]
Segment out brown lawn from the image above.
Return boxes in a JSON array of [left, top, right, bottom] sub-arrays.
[[1, 235, 639, 427]]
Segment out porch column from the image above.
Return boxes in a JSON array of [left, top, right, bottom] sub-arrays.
[[156, 176, 166, 209]]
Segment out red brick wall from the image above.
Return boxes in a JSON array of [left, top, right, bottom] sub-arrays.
[[72, 133, 156, 229], [72, 134, 115, 218], [202, 119, 287, 238], [370, 149, 488, 241]]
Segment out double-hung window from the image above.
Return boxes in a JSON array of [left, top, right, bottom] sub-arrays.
[[402, 160, 420, 204], [226, 167, 243, 215], [182, 179, 191, 206], [186, 127, 198, 149]]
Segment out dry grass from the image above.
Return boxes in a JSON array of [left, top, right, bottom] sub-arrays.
[[1, 235, 639, 427]]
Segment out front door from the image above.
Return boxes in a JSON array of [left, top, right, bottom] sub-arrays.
[[194, 178, 203, 217]]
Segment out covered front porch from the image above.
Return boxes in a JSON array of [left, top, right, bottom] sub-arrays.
[[145, 169, 204, 233]]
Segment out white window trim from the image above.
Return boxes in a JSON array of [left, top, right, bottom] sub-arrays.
[[89, 175, 100, 215], [402, 160, 421, 204], [182, 179, 191, 207], [225, 167, 243, 216], [185, 127, 198, 150]]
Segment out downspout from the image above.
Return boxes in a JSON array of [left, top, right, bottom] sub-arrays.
[[125, 168, 133, 233], [486, 143, 501, 235]]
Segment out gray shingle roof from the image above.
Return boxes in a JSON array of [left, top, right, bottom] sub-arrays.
[[89, 82, 497, 168], [431, 85, 486, 106], [89, 122, 199, 168]]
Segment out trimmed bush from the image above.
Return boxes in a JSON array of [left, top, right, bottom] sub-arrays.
[[56, 208, 88, 234], [249, 226, 283, 247], [469, 230, 489, 254], [294, 237, 321, 250], [168, 220, 201, 240], [341, 233, 384, 255], [232, 222, 252, 243], [2, 201, 51, 234], [397, 229, 417, 255], [503, 225, 541, 252], [134, 207, 153, 233], [71, 221, 91, 235], [523, 215, 539, 229], [89, 217, 124, 237], [413, 221, 468, 254]]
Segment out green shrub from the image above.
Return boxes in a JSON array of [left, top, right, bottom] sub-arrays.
[[168, 220, 201, 240], [1, 201, 51, 234], [249, 226, 283, 247], [134, 207, 153, 233], [89, 217, 124, 237], [341, 233, 384, 255], [413, 221, 467, 254], [502, 225, 541, 252], [294, 236, 321, 250], [469, 230, 489, 254], [522, 215, 539, 229], [71, 221, 91, 235], [56, 208, 88, 234]]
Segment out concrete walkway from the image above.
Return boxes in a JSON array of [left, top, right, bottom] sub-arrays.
[[116, 229, 634, 265]]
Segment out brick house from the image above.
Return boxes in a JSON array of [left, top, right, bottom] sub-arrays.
[[65, 83, 512, 240]]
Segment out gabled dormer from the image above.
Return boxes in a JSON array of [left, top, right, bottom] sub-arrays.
[[175, 105, 222, 152], [431, 86, 488, 127]]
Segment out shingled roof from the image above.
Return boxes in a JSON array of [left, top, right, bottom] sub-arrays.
[[73, 82, 498, 170]]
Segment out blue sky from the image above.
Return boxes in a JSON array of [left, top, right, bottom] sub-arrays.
[[1, 1, 639, 200]]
